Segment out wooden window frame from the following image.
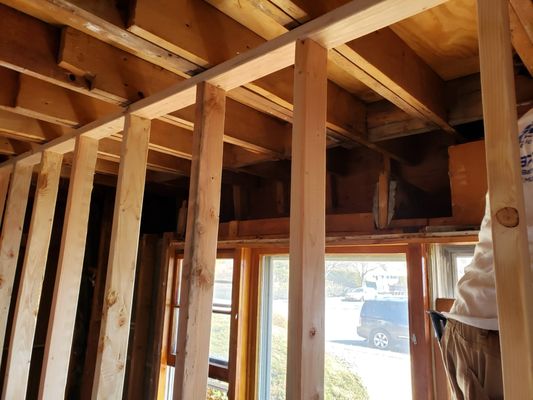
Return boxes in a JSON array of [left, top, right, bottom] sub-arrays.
[[165, 248, 240, 386], [249, 243, 433, 400]]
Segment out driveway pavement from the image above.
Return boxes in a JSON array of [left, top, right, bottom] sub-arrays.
[[325, 297, 412, 400]]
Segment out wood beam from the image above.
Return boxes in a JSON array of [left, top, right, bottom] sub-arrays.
[[128, 0, 367, 136], [0, 77, 277, 171], [0, 63, 288, 158], [12, 73, 120, 127], [510, 0, 533, 43], [127, 0, 448, 117], [207, 0, 454, 134], [149, 233, 175, 400], [0, 138, 16, 156], [0, 5, 291, 157], [126, 0, 411, 160], [377, 155, 390, 229], [39, 136, 98, 399], [0, 166, 11, 225], [92, 114, 151, 399], [124, 234, 157, 399], [174, 82, 226, 400], [2, 151, 63, 399], [58, 28, 290, 157], [477, 0, 533, 397], [0, 106, 271, 181], [0, 4, 88, 92], [0, 109, 68, 142], [0, 162, 32, 363], [0, 0, 197, 77], [334, 33, 451, 133], [287, 39, 327, 399], [368, 73, 533, 142], [509, 3, 533, 76], [1, 0, 448, 171]]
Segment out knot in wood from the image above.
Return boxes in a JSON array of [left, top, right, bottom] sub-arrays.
[[309, 327, 317, 337], [495, 207, 519, 228], [106, 290, 118, 307], [39, 174, 48, 190]]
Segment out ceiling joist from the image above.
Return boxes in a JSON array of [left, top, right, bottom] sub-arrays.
[[0, 0, 419, 162]]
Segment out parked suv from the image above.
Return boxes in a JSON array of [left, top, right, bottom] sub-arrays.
[[357, 298, 409, 350]]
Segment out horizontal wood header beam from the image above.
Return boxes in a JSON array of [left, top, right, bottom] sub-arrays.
[[0, 0, 448, 169]]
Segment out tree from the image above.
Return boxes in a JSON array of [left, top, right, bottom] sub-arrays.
[[357, 262, 383, 286]]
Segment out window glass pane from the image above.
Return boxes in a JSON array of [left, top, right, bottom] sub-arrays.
[[174, 259, 182, 306], [429, 244, 475, 299], [164, 368, 229, 400], [171, 307, 179, 355], [325, 255, 411, 400], [213, 258, 233, 311], [170, 258, 233, 357], [455, 255, 473, 281], [209, 312, 231, 363], [258, 256, 289, 400], [165, 366, 175, 400], [259, 254, 412, 400]]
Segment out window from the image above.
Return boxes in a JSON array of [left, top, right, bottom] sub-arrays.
[[453, 253, 473, 281], [166, 253, 235, 399], [429, 244, 475, 299], [257, 252, 412, 400]]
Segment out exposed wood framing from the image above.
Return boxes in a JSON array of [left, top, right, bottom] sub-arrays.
[[174, 82, 226, 399], [477, 0, 533, 397], [92, 115, 151, 399], [2, 151, 63, 399], [128, 0, 447, 115], [287, 39, 327, 399], [0, 0, 197, 77], [0, 3, 398, 161], [0, 167, 11, 226], [406, 244, 433, 400], [0, 3, 88, 92], [369, 73, 533, 142], [39, 136, 98, 399], [377, 155, 391, 229], [79, 190, 114, 400], [509, 2, 533, 76], [207, 0, 455, 135], [0, 109, 69, 143], [151, 233, 175, 400], [0, 163, 33, 362], [1, 0, 447, 171], [125, 234, 157, 399], [127, 0, 367, 136], [0, 70, 282, 166]]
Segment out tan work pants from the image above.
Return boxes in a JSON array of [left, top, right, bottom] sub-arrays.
[[441, 319, 503, 400]]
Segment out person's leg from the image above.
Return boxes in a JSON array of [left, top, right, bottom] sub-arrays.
[[440, 320, 503, 400], [476, 328, 503, 399], [441, 320, 468, 400]]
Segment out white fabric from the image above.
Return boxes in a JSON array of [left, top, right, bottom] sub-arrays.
[[446, 108, 533, 331]]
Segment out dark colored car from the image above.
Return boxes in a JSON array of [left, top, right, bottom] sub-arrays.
[[357, 298, 409, 350]]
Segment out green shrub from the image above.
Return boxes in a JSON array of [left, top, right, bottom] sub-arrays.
[[206, 388, 227, 400]]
